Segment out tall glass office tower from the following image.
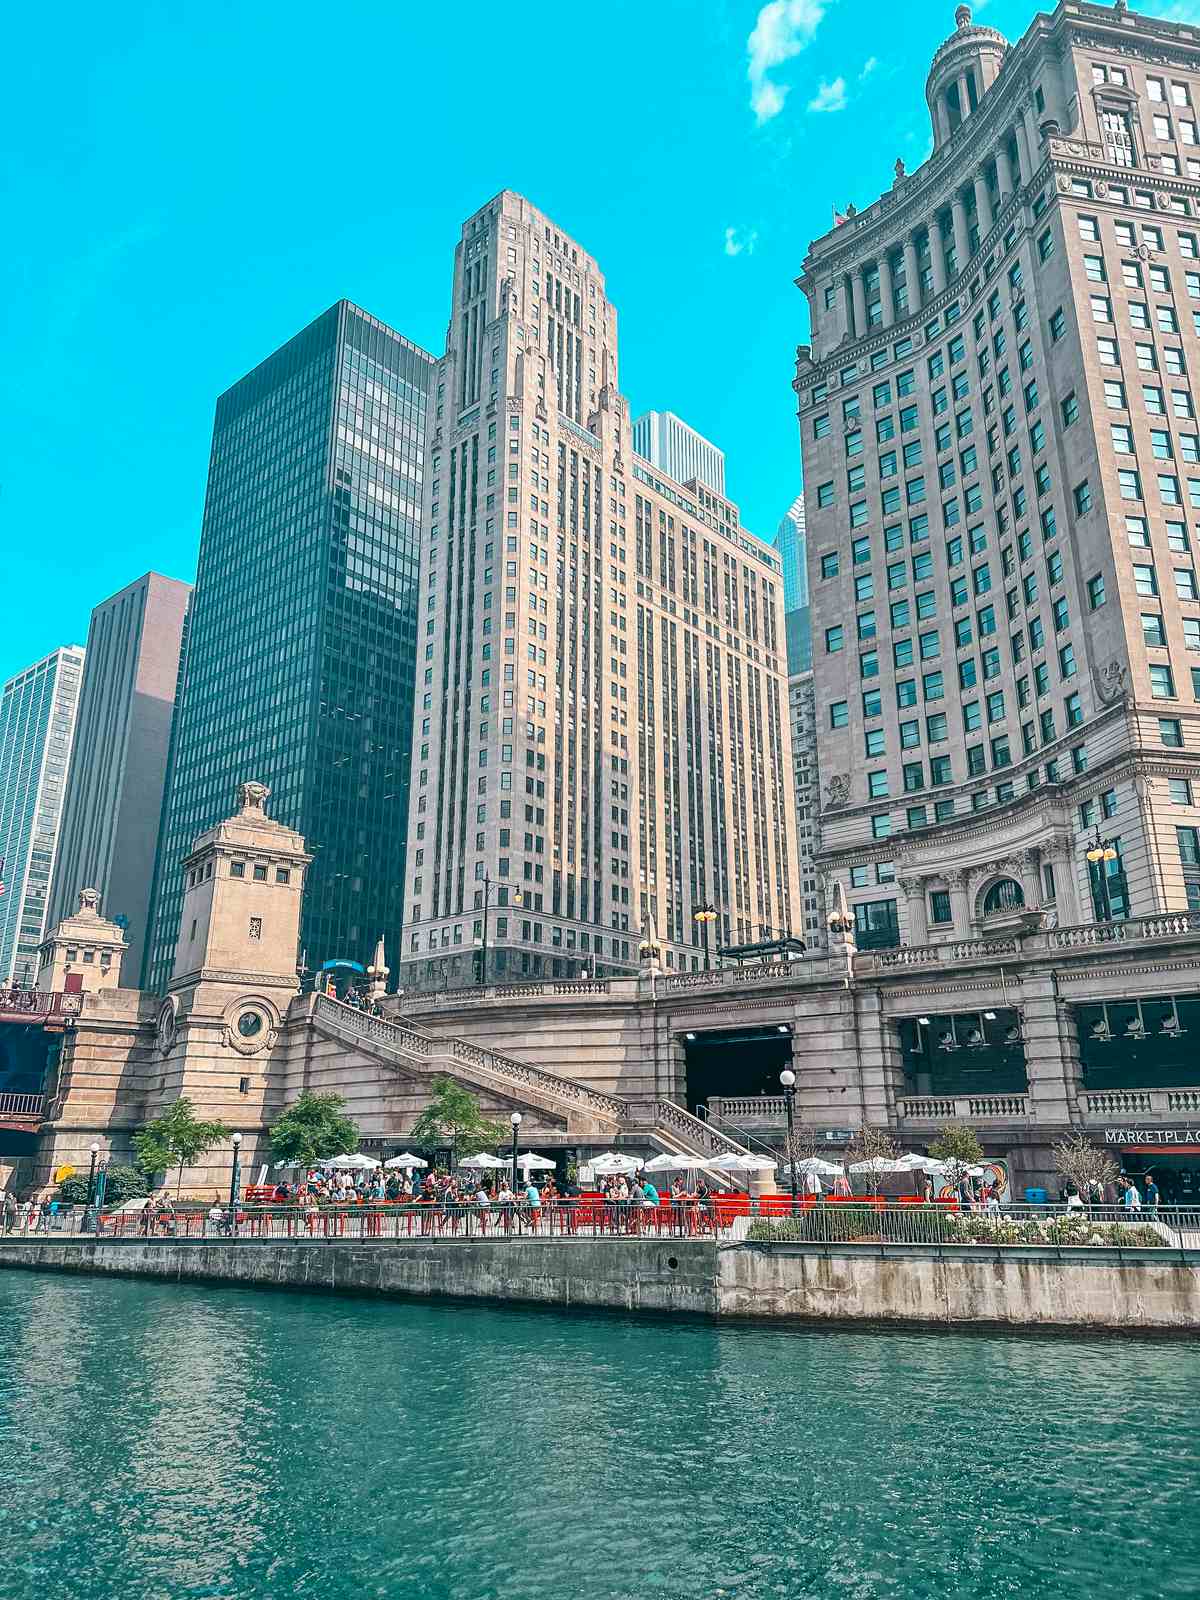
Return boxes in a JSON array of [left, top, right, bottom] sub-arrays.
[[145, 302, 434, 992], [0, 647, 85, 984]]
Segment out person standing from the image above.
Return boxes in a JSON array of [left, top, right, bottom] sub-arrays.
[[1123, 1177, 1142, 1214], [1144, 1175, 1159, 1217]]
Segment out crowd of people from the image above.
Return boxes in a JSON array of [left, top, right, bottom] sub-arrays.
[[1063, 1176, 1161, 1215]]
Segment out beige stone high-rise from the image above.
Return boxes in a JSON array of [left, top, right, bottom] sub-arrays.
[[400, 192, 799, 986], [798, 2, 1200, 949]]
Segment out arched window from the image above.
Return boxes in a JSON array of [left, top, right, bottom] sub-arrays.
[[982, 878, 1024, 916]]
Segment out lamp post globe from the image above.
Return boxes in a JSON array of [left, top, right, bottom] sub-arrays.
[[779, 1069, 799, 1215], [509, 1112, 522, 1193], [229, 1132, 243, 1222]]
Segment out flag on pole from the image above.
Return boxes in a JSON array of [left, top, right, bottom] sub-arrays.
[[833, 207, 848, 227]]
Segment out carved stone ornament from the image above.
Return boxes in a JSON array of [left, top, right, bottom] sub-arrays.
[[1134, 242, 1155, 261], [1056, 175, 1073, 193], [1096, 660, 1129, 705], [1094, 180, 1109, 198], [77, 887, 101, 914], [156, 996, 179, 1057], [223, 999, 278, 1057], [824, 774, 851, 809], [237, 780, 270, 815]]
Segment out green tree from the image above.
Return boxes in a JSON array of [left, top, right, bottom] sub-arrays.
[[56, 1165, 149, 1207], [133, 1097, 230, 1197], [928, 1122, 985, 1188], [269, 1092, 359, 1170], [408, 1076, 505, 1170]]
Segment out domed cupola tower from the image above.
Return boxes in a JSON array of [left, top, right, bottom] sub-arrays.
[[926, 4, 1009, 149]]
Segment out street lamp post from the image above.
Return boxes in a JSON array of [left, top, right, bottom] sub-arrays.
[[477, 874, 523, 984], [1084, 831, 1120, 922], [229, 1133, 242, 1236], [510, 1112, 522, 1195], [693, 903, 718, 971], [84, 1141, 101, 1234], [779, 1069, 799, 1215]]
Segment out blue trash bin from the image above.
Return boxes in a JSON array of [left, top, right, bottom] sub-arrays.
[[1023, 1186, 1047, 1205]]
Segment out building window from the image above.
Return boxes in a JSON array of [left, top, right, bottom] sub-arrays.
[[249, 918, 263, 941], [275, 868, 290, 884], [853, 899, 900, 950], [230, 861, 245, 878], [252, 864, 268, 882]]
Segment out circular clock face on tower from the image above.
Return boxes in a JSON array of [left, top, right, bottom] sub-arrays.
[[237, 1010, 264, 1038], [156, 999, 177, 1056]]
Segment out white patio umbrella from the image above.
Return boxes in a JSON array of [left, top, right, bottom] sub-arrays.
[[383, 1152, 427, 1170], [326, 1152, 380, 1170], [708, 1152, 778, 1174], [515, 1152, 557, 1172], [848, 1156, 906, 1174], [642, 1152, 715, 1173], [895, 1152, 948, 1173], [460, 1152, 509, 1170], [272, 1161, 306, 1172], [785, 1157, 844, 1177], [588, 1152, 643, 1176]]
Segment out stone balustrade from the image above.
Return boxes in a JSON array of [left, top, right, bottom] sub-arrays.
[[708, 1096, 788, 1124], [1079, 1087, 1200, 1120], [897, 1094, 1031, 1124]]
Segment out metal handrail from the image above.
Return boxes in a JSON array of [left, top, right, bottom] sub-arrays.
[[696, 1105, 780, 1163]]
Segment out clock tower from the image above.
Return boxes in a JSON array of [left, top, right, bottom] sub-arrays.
[[151, 781, 312, 1167]]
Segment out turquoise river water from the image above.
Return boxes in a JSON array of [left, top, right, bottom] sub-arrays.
[[0, 1272, 1196, 1600]]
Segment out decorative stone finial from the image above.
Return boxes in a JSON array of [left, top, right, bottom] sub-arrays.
[[955, 3, 972, 27], [77, 887, 101, 915], [236, 780, 270, 815], [894, 156, 906, 183]]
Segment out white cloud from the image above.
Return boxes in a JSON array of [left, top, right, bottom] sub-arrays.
[[724, 225, 759, 257], [807, 76, 847, 113], [746, 0, 827, 123], [858, 56, 877, 80]]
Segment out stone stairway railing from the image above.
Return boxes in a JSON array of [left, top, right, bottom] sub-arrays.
[[310, 995, 628, 1127], [649, 1100, 751, 1161]]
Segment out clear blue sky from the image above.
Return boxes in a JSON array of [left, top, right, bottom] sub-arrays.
[[0, 0, 1034, 681]]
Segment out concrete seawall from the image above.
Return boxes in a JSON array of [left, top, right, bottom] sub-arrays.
[[0, 1236, 719, 1316], [2, 1238, 1199, 1329]]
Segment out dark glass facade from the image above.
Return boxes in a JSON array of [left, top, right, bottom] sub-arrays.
[[145, 302, 433, 991]]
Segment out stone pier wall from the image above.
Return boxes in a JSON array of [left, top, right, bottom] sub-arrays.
[[3, 1238, 1200, 1328]]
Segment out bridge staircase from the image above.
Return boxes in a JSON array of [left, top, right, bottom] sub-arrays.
[[309, 995, 627, 1136]]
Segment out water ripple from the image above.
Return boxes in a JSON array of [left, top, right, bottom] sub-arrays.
[[0, 1276, 1197, 1600]]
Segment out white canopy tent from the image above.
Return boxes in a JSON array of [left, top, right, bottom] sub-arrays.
[[383, 1153, 428, 1170], [460, 1153, 509, 1171], [325, 1153, 380, 1170], [847, 1157, 906, 1175]]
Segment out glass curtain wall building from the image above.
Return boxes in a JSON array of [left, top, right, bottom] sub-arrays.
[[0, 648, 85, 985], [144, 302, 434, 991]]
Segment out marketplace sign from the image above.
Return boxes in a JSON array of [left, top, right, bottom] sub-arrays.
[[1105, 1127, 1200, 1148]]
